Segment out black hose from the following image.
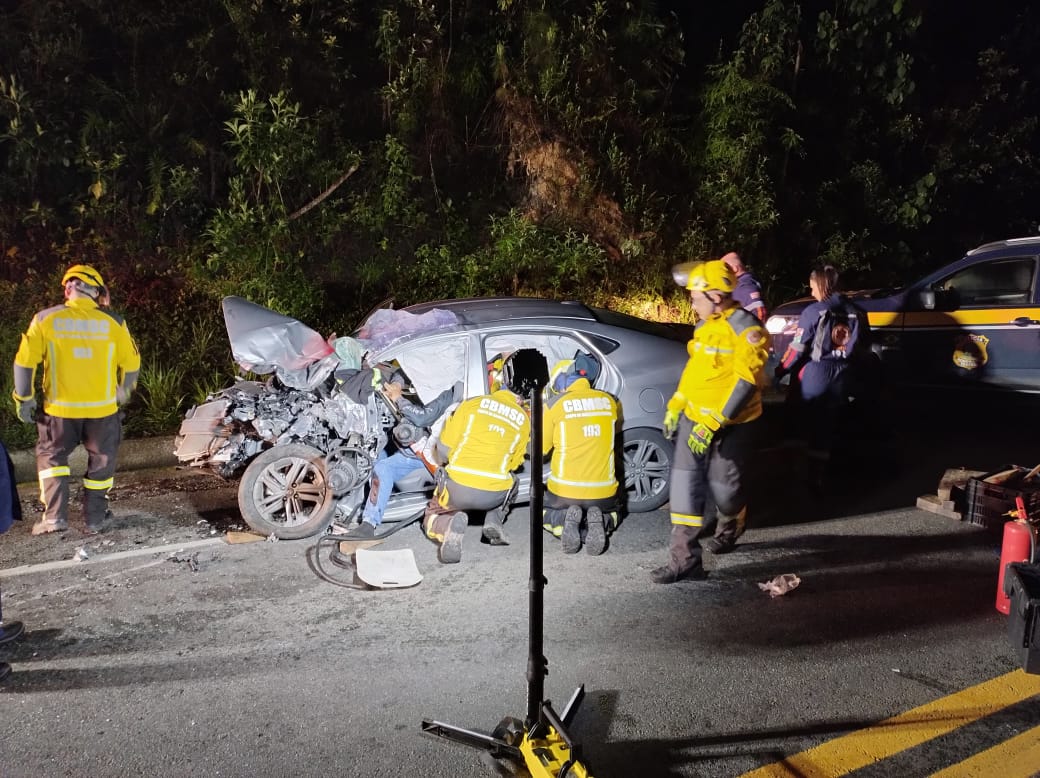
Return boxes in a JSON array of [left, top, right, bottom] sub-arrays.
[[307, 533, 367, 589]]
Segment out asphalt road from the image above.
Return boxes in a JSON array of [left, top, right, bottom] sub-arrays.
[[1, 397, 1039, 778]]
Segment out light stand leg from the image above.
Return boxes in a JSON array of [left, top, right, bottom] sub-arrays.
[[421, 364, 592, 777]]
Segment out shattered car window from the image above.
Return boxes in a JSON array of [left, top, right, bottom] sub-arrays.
[[355, 307, 460, 352]]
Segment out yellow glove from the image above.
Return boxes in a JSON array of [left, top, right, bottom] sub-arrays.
[[688, 422, 714, 455], [662, 408, 680, 440]]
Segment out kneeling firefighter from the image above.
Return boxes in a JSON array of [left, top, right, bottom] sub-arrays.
[[652, 259, 770, 584], [422, 349, 541, 564], [541, 352, 619, 555]]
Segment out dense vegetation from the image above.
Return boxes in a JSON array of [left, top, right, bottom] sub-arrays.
[[2, 1, 1038, 442]]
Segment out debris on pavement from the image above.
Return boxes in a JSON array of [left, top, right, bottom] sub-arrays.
[[225, 530, 266, 544], [338, 539, 383, 555], [74, 547, 90, 562], [758, 573, 801, 598], [168, 551, 200, 572], [916, 466, 986, 520], [354, 547, 422, 589]]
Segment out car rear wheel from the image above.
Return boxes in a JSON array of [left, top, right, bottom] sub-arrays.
[[238, 443, 337, 539], [621, 428, 672, 513]]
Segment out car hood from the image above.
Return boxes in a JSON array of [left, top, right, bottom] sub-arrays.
[[222, 296, 334, 374]]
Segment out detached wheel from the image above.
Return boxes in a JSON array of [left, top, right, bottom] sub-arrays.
[[621, 428, 672, 513], [237, 443, 337, 539]]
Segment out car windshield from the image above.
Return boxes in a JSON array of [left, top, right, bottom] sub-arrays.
[[589, 307, 690, 342]]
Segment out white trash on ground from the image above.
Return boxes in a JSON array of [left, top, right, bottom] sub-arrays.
[[758, 573, 801, 598]]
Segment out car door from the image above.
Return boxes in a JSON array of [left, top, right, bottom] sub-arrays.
[[901, 255, 1040, 390]]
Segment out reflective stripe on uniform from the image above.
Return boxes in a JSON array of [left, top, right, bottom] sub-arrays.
[[447, 464, 512, 481], [548, 475, 617, 488], [670, 512, 703, 527], [39, 465, 71, 504], [83, 476, 114, 491], [48, 397, 117, 409]]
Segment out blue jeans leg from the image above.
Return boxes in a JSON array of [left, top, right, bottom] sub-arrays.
[[362, 451, 425, 527]]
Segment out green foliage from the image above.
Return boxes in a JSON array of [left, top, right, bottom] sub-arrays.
[[409, 210, 607, 302], [130, 358, 188, 436], [201, 89, 325, 319], [1, 0, 1039, 444]]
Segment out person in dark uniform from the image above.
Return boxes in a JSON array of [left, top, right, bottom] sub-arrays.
[[0, 438, 26, 681], [775, 265, 872, 489], [721, 252, 767, 322]]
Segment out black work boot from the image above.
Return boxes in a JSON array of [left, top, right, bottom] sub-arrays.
[[585, 507, 607, 556], [560, 505, 583, 554], [0, 621, 25, 646], [482, 509, 510, 546], [705, 508, 746, 554], [650, 564, 707, 584], [438, 512, 468, 564]]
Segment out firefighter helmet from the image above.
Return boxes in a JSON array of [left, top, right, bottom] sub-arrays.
[[672, 259, 735, 294], [61, 264, 106, 290]]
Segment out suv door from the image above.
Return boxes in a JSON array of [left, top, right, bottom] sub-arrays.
[[902, 255, 1040, 389]]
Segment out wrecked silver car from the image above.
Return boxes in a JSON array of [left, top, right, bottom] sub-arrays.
[[176, 296, 689, 539], [174, 297, 453, 539]]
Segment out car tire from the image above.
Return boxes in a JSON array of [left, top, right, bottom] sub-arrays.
[[620, 428, 672, 513], [238, 443, 338, 539]]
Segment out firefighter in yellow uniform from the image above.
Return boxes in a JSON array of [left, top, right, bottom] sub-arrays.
[[651, 259, 770, 583], [541, 352, 618, 555], [12, 265, 140, 535], [423, 349, 537, 564]]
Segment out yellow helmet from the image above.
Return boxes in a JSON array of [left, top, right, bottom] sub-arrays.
[[61, 264, 105, 289], [672, 259, 735, 294]]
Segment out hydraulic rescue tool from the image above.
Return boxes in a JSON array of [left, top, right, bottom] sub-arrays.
[[421, 350, 594, 777]]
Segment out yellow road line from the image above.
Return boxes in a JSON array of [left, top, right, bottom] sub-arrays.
[[929, 724, 1040, 778], [740, 670, 1040, 778]]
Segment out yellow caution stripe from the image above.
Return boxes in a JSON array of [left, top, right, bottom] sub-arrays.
[[740, 670, 1040, 778], [929, 723, 1040, 778]]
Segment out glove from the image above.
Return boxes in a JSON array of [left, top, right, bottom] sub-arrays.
[[116, 384, 131, 406], [14, 396, 36, 424], [662, 408, 680, 440], [687, 422, 714, 456]]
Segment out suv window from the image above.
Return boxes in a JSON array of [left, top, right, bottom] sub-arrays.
[[938, 257, 1036, 306]]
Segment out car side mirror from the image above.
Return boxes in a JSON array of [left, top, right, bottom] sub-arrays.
[[917, 289, 936, 310]]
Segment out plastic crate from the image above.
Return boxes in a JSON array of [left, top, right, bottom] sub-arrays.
[[965, 466, 1040, 530]]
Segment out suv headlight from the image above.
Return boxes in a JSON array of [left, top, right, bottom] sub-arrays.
[[765, 315, 793, 335]]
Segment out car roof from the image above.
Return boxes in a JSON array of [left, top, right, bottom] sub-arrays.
[[966, 236, 1040, 256], [401, 296, 597, 326]]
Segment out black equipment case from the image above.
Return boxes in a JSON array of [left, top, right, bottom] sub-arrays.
[[1004, 562, 1040, 674]]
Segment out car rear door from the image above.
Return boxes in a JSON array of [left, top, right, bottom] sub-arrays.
[[901, 254, 1040, 390]]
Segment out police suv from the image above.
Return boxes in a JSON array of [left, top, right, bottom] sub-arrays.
[[765, 237, 1040, 392]]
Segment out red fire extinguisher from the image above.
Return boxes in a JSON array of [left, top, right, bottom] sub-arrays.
[[995, 496, 1036, 615]]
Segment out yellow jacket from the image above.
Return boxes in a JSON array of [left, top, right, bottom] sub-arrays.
[[666, 304, 769, 430], [542, 378, 618, 500], [440, 389, 530, 491], [14, 298, 141, 419]]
